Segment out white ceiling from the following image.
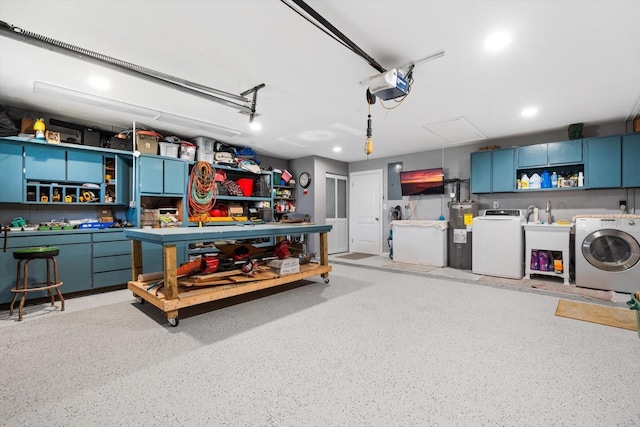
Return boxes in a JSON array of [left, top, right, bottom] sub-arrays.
[[1, 1, 639, 163]]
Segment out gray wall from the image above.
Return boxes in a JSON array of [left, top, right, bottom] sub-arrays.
[[349, 121, 635, 254]]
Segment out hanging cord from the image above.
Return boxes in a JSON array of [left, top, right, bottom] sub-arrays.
[[188, 162, 216, 216]]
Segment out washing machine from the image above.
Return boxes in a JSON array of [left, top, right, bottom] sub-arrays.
[[575, 216, 640, 293]]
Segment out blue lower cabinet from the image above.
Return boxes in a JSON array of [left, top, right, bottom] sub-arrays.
[[92, 231, 132, 288], [0, 233, 92, 304]]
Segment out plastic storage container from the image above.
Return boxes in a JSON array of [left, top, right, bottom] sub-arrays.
[[192, 136, 215, 152], [159, 142, 179, 158], [180, 142, 196, 161], [235, 178, 255, 197], [197, 149, 214, 163]]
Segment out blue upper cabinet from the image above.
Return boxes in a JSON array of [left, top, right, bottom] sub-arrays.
[[470, 150, 492, 194], [518, 139, 582, 167], [585, 135, 621, 188], [24, 145, 66, 181], [164, 159, 187, 195], [67, 150, 103, 183], [491, 148, 516, 192], [0, 143, 23, 202], [547, 139, 582, 164], [518, 144, 548, 167], [622, 133, 640, 187], [139, 156, 186, 195]]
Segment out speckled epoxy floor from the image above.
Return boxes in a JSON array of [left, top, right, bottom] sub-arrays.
[[1, 262, 638, 426]]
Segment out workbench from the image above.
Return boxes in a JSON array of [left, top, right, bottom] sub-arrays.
[[124, 223, 332, 326]]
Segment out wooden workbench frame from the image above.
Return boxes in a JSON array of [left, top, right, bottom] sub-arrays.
[[125, 224, 332, 326]]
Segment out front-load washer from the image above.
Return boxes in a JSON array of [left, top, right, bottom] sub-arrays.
[[575, 216, 640, 293]]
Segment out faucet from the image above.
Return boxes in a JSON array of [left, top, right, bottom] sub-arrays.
[[545, 200, 552, 223]]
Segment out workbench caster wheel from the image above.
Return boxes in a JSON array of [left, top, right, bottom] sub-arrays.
[[135, 296, 145, 304], [324, 278, 330, 284], [168, 318, 179, 327]]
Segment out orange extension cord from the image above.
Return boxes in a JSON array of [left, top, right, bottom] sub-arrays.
[[188, 161, 216, 216]]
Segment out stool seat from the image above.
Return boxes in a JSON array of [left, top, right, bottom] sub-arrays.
[[9, 246, 64, 321], [13, 246, 60, 259]]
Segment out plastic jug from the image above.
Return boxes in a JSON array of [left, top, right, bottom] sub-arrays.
[[541, 170, 551, 188], [521, 173, 529, 189], [529, 173, 541, 189]]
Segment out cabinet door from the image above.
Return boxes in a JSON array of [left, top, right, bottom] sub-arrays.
[[0, 143, 23, 202], [67, 150, 103, 183], [547, 139, 582, 164], [55, 243, 93, 293], [24, 145, 66, 181], [163, 159, 186, 195], [139, 156, 164, 194], [518, 144, 547, 167], [470, 151, 492, 194], [622, 133, 640, 187], [586, 136, 621, 188], [114, 155, 132, 204], [491, 148, 516, 192]]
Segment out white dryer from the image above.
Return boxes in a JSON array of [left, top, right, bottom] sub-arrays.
[[575, 216, 640, 293]]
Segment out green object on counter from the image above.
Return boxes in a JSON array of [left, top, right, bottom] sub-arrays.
[[627, 292, 640, 339], [11, 217, 26, 228]]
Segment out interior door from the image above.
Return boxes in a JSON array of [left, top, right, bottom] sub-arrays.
[[326, 173, 348, 254], [349, 169, 382, 254]]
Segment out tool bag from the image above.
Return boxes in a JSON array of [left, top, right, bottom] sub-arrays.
[[221, 179, 245, 196]]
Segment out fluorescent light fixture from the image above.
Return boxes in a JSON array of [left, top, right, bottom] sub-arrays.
[[155, 113, 241, 138], [33, 81, 160, 118], [521, 107, 538, 117], [249, 121, 262, 131], [33, 81, 243, 138], [484, 31, 511, 51]]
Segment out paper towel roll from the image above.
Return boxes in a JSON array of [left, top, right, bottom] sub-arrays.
[[533, 208, 539, 223]]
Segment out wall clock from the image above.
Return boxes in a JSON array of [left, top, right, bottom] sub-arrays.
[[299, 172, 311, 189]]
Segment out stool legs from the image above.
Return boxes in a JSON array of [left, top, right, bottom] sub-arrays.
[[9, 257, 64, 321]]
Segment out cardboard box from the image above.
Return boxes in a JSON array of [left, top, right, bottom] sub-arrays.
[[136, 133, 159, 155], [269, 263, 300, 275], [97, 207, 113, 222], [268, 257, 300, 274]]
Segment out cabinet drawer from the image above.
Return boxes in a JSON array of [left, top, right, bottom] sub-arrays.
[[93, 269, 132, 288], [93, 230, 128, 242], [93, 240, 131, 257], [4, 233, 91, 249], [93, 254, 131, 272]]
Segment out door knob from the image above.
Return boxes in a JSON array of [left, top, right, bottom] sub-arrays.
[[375, 217, 379, 221]]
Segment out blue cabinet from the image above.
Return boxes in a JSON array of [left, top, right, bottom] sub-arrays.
[[0, 233, 92, 304], [470, 151, 492, 194], [0, 143, 23, 202], [518, 139, 582, 167], [471, 148, 516, 193], [622, 133, 640, 188], [492, 148, 516, 192], [547, 139, 582, 164], [67, 150, 103, 183], [139, 156, 186, 195], [92, 231, 132, 289], [24, 145, 66, 181], [585, 136, 621, 188]]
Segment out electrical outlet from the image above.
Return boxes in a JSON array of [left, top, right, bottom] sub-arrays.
[[619, 200, 627, 211], [493, 200, 499, 209]]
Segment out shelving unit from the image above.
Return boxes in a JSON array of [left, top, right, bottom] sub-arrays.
[[524, 223, 573, 285], [272, 184, 296, 221]]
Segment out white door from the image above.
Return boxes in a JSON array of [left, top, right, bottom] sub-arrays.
[[349, 169, 382, 254], [326, 173, 348, 254]]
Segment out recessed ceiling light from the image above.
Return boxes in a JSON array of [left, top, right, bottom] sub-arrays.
[[88, 76, 109, 90], [249, 122, 262, 131], [333, 146, 342, 152], [484, 31, 511, 51], [521, 107, 538, 117]]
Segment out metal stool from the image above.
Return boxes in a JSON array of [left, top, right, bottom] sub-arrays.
[[10, 246, 65, 321]]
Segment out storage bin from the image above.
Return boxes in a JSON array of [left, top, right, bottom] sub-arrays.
[[180, 142, 196, 161], [235, 178, 255, 197], [192, 136, 215, 152], [159, 142, 179, 158], [281, 169, 292, 183], [272, 169, 282, 185], [197, 149, 214, 163]]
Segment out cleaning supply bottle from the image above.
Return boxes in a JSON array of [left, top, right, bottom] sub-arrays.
[[551, 171, 558, 188], [521, 173, 529, 189], [578, 171, 584, 187]]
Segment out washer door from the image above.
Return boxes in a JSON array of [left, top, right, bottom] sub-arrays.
[[582, 229, 640, 271]]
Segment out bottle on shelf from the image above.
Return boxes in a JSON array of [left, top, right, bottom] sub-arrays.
[[578, 171, 584, 187], [551, 171, 558, 188], [521, 173, 529, 189]]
